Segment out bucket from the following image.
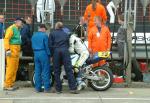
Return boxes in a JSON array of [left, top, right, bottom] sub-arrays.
[[113, 75, 124, 83], [139, 62, 148, 73], [143, 73, 150, 83]]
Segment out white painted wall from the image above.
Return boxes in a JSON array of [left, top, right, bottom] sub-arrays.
[[0, 39, 5, 91]]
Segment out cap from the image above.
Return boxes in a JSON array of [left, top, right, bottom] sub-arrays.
[[15, 17, 25, 23], [39, 24, 47, 30]]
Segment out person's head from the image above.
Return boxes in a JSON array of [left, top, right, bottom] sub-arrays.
[[79, 16, 85, 25], [91, 0, 97, 11], [0, 15, 5, 23], [55, 22, 63, 30], [15, 17, 24, 28], [118, 14, 124, 25], [38, 24, 47, 32], [25, 16, 32, 24], [97, 0, 101, 3], [94, 16, 103, 27]]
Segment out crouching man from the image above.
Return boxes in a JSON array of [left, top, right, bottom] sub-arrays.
[[31, 24, 51, 92], [69, 33, 89, 90]]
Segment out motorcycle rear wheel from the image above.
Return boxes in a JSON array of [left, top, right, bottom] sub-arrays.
[[89, 66, 113, 91]]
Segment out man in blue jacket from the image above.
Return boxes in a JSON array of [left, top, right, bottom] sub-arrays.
[[31, 24, 51, 92], [0, 15, 5, 39], [21, 16, 33, 56], [49, 22, 79, 94]]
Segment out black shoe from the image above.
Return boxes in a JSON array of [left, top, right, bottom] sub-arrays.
[[4, 86, 19, 91], [35, 90, 42, 93], [70, 90, 79, 94], [44, 90, 51, 93], [56, 91, 62, 94]]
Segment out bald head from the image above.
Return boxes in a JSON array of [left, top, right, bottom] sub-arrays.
[[0, 15, 5, 23]]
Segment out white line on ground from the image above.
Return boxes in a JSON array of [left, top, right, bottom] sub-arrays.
[[0, 97, 150, 101]]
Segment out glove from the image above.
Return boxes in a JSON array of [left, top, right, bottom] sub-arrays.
[[74, 67, 79, 73], [6, 50, 11, 56]]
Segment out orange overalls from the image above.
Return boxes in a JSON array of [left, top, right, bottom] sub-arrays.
[[4, 24, 21, 88], [88, 24, 111, 67], [84, 3, 107, 34]]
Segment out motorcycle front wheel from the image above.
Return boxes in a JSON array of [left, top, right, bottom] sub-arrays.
[[89, 66, 113, 91]]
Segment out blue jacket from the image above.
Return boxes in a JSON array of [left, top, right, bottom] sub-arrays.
[[0, 23, 5, 39], [31, 31, 50, 56], [49, 29, 70, 55], [49, 29, 70, 49], [21, 24, 31, 46]]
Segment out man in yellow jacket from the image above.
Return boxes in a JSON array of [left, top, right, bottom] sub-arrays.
[[4, 17, 23, 91]]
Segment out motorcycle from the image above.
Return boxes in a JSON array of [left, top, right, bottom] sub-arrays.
[[32, 51, 113, 91]]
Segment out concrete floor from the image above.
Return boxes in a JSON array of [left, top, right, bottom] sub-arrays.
[[0, 85, 150, 103]]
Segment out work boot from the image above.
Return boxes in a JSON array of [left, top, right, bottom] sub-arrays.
[[44, 89, 51, 93], [56, 91, 62, 94], [77, 82, 87, 91], [70, 89, 79, 94], [4, 86, 19, 91]]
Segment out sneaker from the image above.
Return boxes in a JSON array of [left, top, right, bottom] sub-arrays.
[[4, 86, 19, 91], [35, 90, 42, 93], [70, 90, 79, 94]]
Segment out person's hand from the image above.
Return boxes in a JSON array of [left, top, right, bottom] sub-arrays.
[[88, 49, 93, 57], [88, 48, 92, 54], [6, 50, 11, 56], [50, 57, 53, 62]]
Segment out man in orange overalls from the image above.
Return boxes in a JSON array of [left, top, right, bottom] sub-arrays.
[[84, 0, 107, 34], [88, 16, 111, 67]]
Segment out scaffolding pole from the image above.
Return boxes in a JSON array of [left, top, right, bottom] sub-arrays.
[[124, 0, 134, 85]]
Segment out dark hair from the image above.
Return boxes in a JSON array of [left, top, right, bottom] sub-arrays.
[[39, 24, 47, 30]]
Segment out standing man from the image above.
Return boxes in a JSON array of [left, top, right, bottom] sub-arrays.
[[0, 15, 5, 39], [31, 24, 51, 93], [88, 16, 111, 67], [116, 14, 126, 61], [84, 0, 107, 34], [49, 22, 78, 94], [4, 17, 24, 91], [21, 16, 33, 56]]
